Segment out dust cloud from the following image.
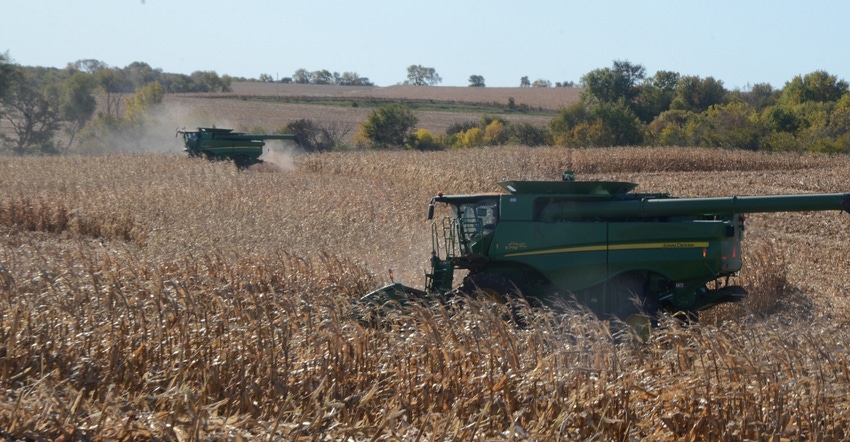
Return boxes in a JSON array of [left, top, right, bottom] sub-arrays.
[[78, 100, 306, 173], [259, 140, 301, 171]]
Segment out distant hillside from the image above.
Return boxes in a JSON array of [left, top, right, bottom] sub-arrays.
[[165, 82, 577, 139], [227, 82, 583, 111]]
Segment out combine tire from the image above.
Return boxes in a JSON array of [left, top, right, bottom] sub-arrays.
[[612, 276, 656, 341], [460, 273, 529, 326], [233, 155, 251, 169]]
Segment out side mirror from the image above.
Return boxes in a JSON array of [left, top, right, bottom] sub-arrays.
[[427, 202, 435, 220]]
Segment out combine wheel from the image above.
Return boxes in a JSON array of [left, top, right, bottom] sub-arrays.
[[233, 155, 251, 169], [612, 276, 656, 341], [460, 273, 529, 326]]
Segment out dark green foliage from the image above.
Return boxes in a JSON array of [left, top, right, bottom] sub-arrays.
[[291, 68, 373, 86], [737, 83, 780, 111], [446, 120, 479, 136], [480, 115, 508, 128], [468, 75, 485, 87], [590, 100, 644, 146], [581, 60, 646, 104], [634, 70, 680, 123], [693, 102, 765, 151], [505, 122, 549, 146], [52, 72, 97, 151], [764, 106, 800, 133], [404, 65, 442, 86], [549, 102, 588, 136], [1, 66, 66, 155], [781, 70, 849, 105], [670, 76, 728, 113], [0, 52, 17, 102], [550, 99, 643, 147], [361, 103, 418, 149]]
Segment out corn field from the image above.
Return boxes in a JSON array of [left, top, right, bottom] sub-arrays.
[[2, 146, 850, 440]]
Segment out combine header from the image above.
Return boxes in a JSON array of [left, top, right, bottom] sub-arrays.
[[177, 127, 297, 168], [359, 172, 850, 329]]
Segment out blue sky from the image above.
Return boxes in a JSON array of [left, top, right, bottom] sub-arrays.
[[3, 0, 849, 89]]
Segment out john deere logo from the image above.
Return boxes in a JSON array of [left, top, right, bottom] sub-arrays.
[[662, 243, 698, 249]]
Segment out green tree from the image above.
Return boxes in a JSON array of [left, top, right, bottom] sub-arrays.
[[645, 109, 696, 146], [670, 75, 727, 113], [50, 72, 97, 152], [689, 102, 764, 150], [520, 76, 530, 87], [360, 103, 418, 148], [468, 75, 485, 87], [780, 70, 849, 105], [95, 67, 129, 117], [292, 69, 311, 84], [590, 99, 644, 146], [737, 83, 779, 111], [404, 65, 442, 86], [311, 69, 333, 85], [189, 71, 231, 92], [762, 105, 800, 133], [532, 79, 552, 88], [67, 58, 109, 74], [549, 102, 589, 139], [550, 99, 643, 147], [1, 66, 64, 155], [634, 70, 680, 122], [505, 122, 549, 146], [125, 81, 164, 124], [122, 61, 161, 89], [581, 60, 646, 104], [336, 72, 373, 86], [0, 52, 18, 109]]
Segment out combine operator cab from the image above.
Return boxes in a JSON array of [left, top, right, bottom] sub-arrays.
[[426, 194, 500, 295]]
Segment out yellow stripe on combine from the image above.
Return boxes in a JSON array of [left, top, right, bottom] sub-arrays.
[[504, 242, 709, 257]]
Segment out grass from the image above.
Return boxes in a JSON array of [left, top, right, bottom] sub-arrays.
[[1, 146, 850, 439]]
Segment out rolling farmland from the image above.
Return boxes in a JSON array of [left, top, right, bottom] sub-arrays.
[[2, 84, 850, 440]]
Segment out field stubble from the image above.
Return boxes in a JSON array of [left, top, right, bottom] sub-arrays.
[[2, 146, 850, 439]]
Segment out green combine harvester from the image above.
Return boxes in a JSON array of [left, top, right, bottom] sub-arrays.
[[177, 127, 297, 168], [360, 172, 850, 329]]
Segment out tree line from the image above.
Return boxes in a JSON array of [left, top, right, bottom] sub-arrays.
[[353, 61, 850, 154], [548, 60, 850, 153], [263, 65, 576, 89], [3, 52, 850, 155]]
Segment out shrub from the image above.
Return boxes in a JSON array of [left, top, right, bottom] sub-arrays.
[[280, 119, 350, 153], [484, 120, 507, 145], [458, 127, 484, 148], [446, 120, 478, 136], [408, 128, 445, 150], [361, 103, 418, 149], [505, 122, 549, 146]]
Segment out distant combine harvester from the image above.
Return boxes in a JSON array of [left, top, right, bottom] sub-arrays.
[[176, 127, 298, 168]]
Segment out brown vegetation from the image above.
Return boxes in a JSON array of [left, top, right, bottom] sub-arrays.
[[2, 147, 850, 439]]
